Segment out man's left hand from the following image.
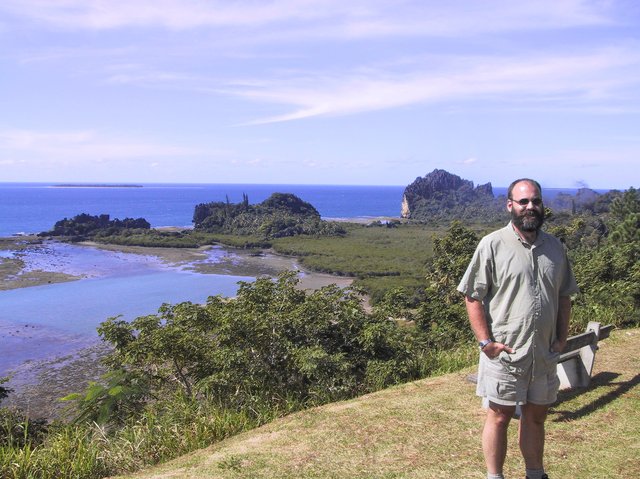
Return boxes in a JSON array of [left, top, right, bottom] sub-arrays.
[[551, 339, 567, 353]]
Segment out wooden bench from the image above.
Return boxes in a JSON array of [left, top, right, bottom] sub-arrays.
[[557, 321, 614, 389]]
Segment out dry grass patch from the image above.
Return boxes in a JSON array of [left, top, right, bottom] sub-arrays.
[[116, 329, 639, 479]]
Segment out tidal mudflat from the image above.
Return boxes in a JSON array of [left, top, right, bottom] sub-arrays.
[[0, 237, 352, 416]]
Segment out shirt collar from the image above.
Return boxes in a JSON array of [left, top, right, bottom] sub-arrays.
[[508, 221, 545, 248]]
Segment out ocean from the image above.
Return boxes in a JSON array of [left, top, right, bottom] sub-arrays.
[[0, 182, 610, 237], [0, 183, 408, 237]]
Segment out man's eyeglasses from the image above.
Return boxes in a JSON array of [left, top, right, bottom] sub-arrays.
[[510, 197, 543, 206]]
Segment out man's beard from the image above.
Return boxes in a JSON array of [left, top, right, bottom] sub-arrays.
[[511, 207, 545, 232]]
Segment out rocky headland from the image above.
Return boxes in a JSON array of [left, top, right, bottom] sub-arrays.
[[401, 169, 498, 221]]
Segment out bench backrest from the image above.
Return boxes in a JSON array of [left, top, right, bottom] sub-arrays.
[[560, 323, 614, 360]]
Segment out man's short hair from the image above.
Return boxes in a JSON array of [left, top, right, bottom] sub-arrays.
[[507, 178, 543, 199]]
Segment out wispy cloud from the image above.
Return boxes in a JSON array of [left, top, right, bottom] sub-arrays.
[[511, 144, 640, 184], [1, 1, 637, 187], [0, 129, 202, 161], [229, 48, 640, 123], [0, 0, 614, 36], [4, 1, 632, 125]]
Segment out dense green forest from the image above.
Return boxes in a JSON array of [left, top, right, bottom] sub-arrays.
[[193, 192, 346, 238], [1, 186, 638, 478], [39, 213, 151, 240], [37, 193, 347, 247]]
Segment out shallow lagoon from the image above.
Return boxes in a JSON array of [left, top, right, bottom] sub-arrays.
[[0, 242, 252, 375]]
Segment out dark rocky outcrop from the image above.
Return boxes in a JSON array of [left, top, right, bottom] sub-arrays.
[[401, 169, 495, 220], [39, 213, 150, 240], [193, 193, 345, 238]]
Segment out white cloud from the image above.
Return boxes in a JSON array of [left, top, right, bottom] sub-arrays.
[[0, 0, 351, 30], [0, 158, 21, 166], [0, 0, 614, 36], [0, 129, 202, 162], [230, 48, 640, 123], [4, 0, 633, 126], [1, 1, 637, 187], [510, 145, 640, 188]]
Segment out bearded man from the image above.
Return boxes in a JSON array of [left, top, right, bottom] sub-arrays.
[[457, 178, 579, 479]]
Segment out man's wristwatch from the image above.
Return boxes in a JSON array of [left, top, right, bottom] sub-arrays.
[[479, 339, 493, 350]]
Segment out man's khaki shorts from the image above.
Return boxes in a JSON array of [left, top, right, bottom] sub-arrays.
[[476, 354, 560, 407]]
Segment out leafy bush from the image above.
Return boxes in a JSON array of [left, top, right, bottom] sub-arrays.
[[66, 273, 422, 427], [0, 408, 48, 449], [570, 241, 640, 330], [414, 221, 478, 347]]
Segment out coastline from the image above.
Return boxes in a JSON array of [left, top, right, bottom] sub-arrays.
[[0, 236, 353, 291], [0, 236, 83, 290], [1, 236, 353, 292], [0, 234, 354, 418], [79, 240, 354, 291]]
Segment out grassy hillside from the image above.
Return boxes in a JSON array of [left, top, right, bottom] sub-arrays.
[[115, 328, 640, 479]]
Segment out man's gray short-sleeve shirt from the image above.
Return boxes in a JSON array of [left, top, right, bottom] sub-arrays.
[[457, 223, 579, 379]]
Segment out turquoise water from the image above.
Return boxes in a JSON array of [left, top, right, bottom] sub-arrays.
[[0, 182, 407, 376], [0, 242, 252, 374]]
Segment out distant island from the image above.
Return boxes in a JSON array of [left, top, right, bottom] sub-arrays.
[[52, 184, 143, 188]]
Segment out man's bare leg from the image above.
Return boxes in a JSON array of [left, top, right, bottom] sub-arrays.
[[519, 402, 549, 470], [483, 402, 516, 475]]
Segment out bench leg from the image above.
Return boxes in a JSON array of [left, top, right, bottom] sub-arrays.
[[557, 322, 601, 389]]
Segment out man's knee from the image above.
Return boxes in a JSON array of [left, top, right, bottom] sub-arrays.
[[521, 403, 549, 425], [487, 402, 516, 428]]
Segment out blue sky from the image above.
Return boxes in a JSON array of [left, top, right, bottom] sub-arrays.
[[1, 1, 639, 189]]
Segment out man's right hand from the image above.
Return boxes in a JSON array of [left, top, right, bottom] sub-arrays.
[[482, 342, 515, 359]]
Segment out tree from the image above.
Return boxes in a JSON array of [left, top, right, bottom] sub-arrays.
[[609, 187, 640, 244], [193, 193, 343, 239], [67, 272, 421, 425], [415, 221, 478, 347], [40, 213, 150, 238], [610, 187, 639, 221]]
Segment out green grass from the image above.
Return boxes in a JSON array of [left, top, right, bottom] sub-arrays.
[[0, 396, 288, 478], [93, 230, 272, 249], [115, 328, 640, 479]]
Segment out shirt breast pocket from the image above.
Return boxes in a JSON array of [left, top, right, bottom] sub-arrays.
[[538, 254, 561, 284]]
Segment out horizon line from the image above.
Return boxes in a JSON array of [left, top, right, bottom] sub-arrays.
[[0, 181, 626, 191]]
